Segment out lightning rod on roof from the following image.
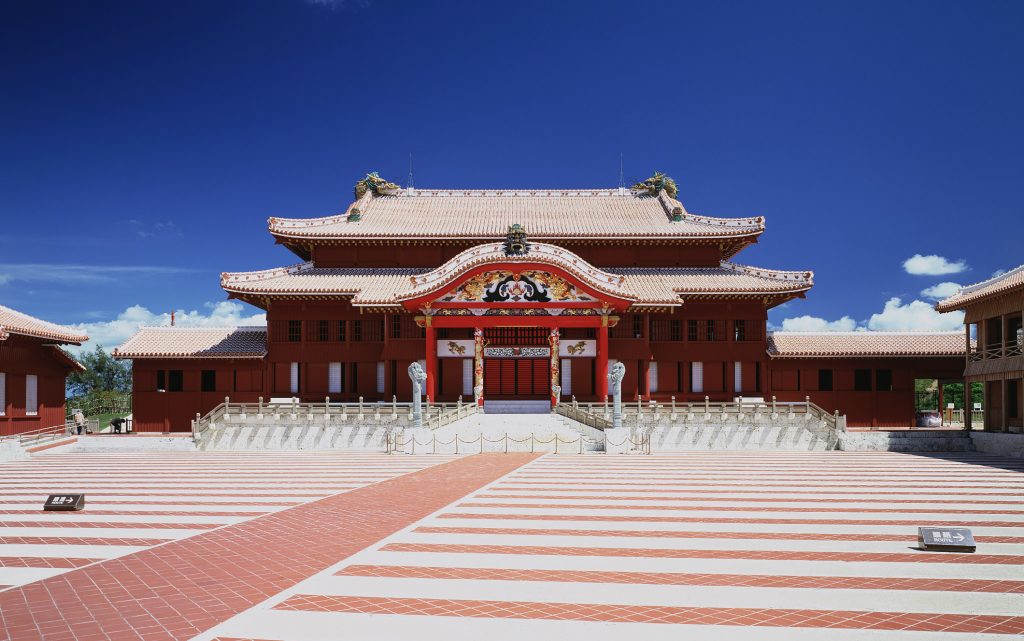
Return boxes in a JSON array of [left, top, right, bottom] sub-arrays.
[[408, 152, 414, 190], [618, 153, 626, 195]]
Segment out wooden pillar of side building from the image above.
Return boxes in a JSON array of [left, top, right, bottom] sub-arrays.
[[597, 318, 609, 401], [424, 320, 437, 403], [964, 378, 972, 431]]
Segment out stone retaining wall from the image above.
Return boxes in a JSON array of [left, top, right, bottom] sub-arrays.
[[838, 430, 974, 452], [970, 432, 1024, 458]]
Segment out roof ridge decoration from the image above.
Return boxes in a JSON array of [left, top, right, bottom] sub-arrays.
[[399, 241, 634, 303], [503, 223, 530, 256], [0, 304, 89, 345], [631, 171, 679, 199], [348, 171, 401, 223]]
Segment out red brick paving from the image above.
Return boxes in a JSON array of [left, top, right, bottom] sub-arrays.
[[0, 558, 95, 569], [337, 564, 1024, 593], [273, 594, 1024, 634], [382, 542, 1024, 564], [0, 453, 538, 641], [0, 537, 168, 547], [0, 521, 220, 530]]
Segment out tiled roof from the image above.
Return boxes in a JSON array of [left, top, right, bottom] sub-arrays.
[[767, 332, 966, 358], [222, 264, 428, 306], [0, 304, 89, 344], [935, 263, 1024, 312], [612, 264, 813, 305], [268, 189, 764, 242], [222, 258, 812, 308], [113, 327, 267, 359]]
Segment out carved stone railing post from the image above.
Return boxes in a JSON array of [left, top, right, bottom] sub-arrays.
[[608, 362, 625, 429], [409, 362, 427, 429]]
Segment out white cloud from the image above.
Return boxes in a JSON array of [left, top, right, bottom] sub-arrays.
[[992, 268, 1007, 278], [920, 281, 962, 300], [779, 315, 858, 332], [0, 264, 194, 286], [867, 297, 964, 331], [68, 301, 266, 353], [902, 254, 968, 276]]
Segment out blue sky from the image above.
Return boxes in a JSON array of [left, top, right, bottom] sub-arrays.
[[1, 0, 1022, 350]]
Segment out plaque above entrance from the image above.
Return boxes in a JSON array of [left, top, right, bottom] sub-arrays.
[[484, 346, 551, 358]]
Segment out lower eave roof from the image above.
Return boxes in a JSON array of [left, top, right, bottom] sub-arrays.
[[221, 262, 813, 309], [767, 331, 967, 358], [113, 327, 267, 359]]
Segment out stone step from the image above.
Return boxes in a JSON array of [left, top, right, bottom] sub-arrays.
[[483, 400, 551, 414]]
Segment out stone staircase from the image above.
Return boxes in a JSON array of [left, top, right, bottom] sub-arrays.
[[405, 411, 603, 453]]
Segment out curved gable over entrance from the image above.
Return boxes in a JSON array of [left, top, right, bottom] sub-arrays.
[[397, 242, 636, 313]]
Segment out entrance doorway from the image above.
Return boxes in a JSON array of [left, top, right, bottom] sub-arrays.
[[482, 327, 550, 399], [484, 358, 548, 398]]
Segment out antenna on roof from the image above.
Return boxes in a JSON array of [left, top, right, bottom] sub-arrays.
[[408, 153, 414, 190], [618, 153, 626, 195]]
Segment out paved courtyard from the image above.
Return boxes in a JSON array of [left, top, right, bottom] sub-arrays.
[[0, 450, 1022, 640]]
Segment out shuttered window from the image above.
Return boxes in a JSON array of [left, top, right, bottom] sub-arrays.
[[328, 362, 343, 394], [25, 375, 38, 416], [691, 362, 703, 394], [462, 359, 473, 397]]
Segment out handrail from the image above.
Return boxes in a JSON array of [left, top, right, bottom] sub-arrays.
[[191, 396, 477, 440], [426, 402, 479, 430], [555, 403, 612, 431], [0, 422, 74, 446]]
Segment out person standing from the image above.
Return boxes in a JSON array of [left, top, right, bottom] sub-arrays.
[[73, 409, 86, 435]]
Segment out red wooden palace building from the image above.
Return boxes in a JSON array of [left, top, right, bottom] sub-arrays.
[[116, 172, 964, 431], [0, 305, 88, 435]]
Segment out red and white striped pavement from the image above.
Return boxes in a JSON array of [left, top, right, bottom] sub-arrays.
[[0, 451, 456, 592], [196, 452, 1024, 641]]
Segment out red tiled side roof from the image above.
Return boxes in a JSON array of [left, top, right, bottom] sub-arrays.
[[0, 304, 89, 344], [767, 332, 966, 358], [113, 327, 267, 359], [268, 188, 765, 242], [935, 263, 1024, 312]]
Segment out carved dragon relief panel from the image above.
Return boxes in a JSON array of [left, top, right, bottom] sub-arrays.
[[438, 270, 597, 304]]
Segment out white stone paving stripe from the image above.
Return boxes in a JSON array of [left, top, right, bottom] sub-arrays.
[[198, 609, 1017, 641]]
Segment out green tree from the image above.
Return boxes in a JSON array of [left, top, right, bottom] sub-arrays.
[[67, 346, 131, 397]]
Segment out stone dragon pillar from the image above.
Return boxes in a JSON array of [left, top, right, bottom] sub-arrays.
[[549, 327, 560, 408], [473, 327, 484, 406]]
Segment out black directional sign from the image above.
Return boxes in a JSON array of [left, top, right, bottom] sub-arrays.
[[918, 527, 975, 552], [44, 494, 85, 511]]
